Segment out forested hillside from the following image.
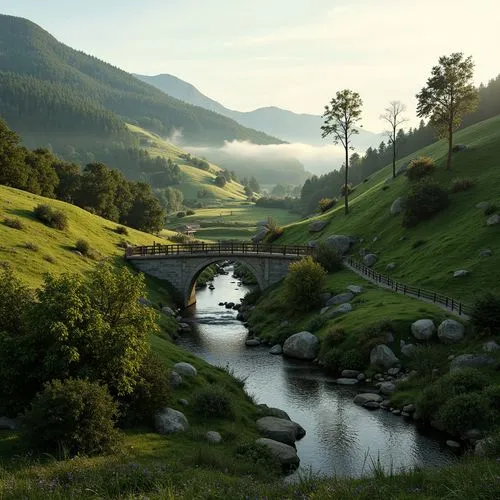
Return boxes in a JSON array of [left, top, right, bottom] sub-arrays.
[[0, 14, 282, 150]]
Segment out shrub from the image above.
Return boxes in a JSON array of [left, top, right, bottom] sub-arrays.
[[381, 185, 390, 191], [176, 211, 186, 218], [317, 198, 337, 213], [44, 255, 56, 264], [284, 257, 327, 310], [23, 242, 39, 251], [471, 293, 500, 336], [340, 349, 366, 370], [33, 204, 68, 230], [3, 217, 24, 230], [484, 385, 500, 412], [75, 239, 90, 256], [440, 368, 489, 395], [264, 226, 284, 243], [357, 320, 393, 355], [321, 327, 346, 353], [403, 181, 450, 227], [451, 177, 475, 193], [313, 242, 343, 273], [410, 345, 444, 380], [192, 386, 234, 419], [186, 209, 196, 216], [214, 175, 227, 188], [484, 204, 498, 216], [171, 232, 194, 244], [407, 157, 435, 182], [417, 383, 446, 421], [438, 392, 491, 435], [23, 378, 119, 456], [322, 348, 342, 373], [119, 353, 170, 428], [115, 225, 129, 235]]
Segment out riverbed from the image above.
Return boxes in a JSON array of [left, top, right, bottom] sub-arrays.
[[177, 266, 457, 478]]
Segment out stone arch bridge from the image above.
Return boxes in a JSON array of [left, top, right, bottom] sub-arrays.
[[126, 242, 313, 308]]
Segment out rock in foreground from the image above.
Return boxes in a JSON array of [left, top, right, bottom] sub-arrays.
[[256, 438, 300, 467], [256, 416, 305, 445], [155, 408, 189, 434], [283, 331, 319, 360]]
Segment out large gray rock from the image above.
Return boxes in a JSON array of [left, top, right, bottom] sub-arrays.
[[386, 263, 397, 272], [246, 338, 261, 347], [341, 369, 360, 378], [391, 197, 404, 215], [475, 438, 493, 457], [326, 235, 351, 255], [258, 405, 290, 420], [379, 382, 397, 395], [0, 416, 19, 430], [370, 345, 400, 369], [326, 292, 354, 307], [486, 214, 500, 226], [483, 341, 500, 352], [438, 320, 465, 343], [155, 408, 189, 434], [269, 344, 283, 355], [283, 332, 319, 360], [347, 285, 363, 294], [325, 303, 353, 318], [320, 292, 332, 304], [453, 269, 470, 278], [450, 354, 496, 372], [353, 393, 383, 406], [411, 319, 436, 340], [363, 254, 378, 267], [206, 431, 222, 444], [169, 370, 182, 388], [309, 220, 328, 233], [256, 417, 304, 445], [173, 362, 197, 377], [256, 438, 300, 467], [336, 378, 359, 385], [476, 202, 490, 210], [162, 306, 176, 317]]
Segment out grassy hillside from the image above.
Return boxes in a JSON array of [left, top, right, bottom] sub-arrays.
[[0, 185, 175, 288], [280, 115, 500, 303]]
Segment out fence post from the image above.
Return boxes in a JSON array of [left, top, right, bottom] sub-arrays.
[[459, 303, 462, 316]]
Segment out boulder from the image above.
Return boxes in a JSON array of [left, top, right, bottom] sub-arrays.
[[487, 214, 500, 226], [347, 285, 363, 294], [475, 202, 490, 210], [450, 354, 495, 372], [483, 341, 500, 352], [387, 367, 400, 376], [453, 269, 470, 278], [370, 345, 400, 369], [206, 431, 222, 444], [438, 320, 465, 343], [320, 306, 330, 315], [256, 417, 304, 445], [309, 220, 328, 233], [390, 197, 404, 215], [336, 378, 359, 385], [173, 362, 197, 377], [0, 416, 19, 430], [341, 369, 360, 379], [258, 405, 291, 420], [353, 393, 383, 406], [326, 292, 354, 307], [225, 302, 235, 309], [386, 263, 396, 272], [480, 249, 492, 257], [326, 235, 351, 255], [246, 338, 261, 347], [411, 319, 436, 340], [357, 373, 366, 381], [363, 254, 378, 267], [155, 408, 189, 434], [269, 344, 283, 355], [403, 404, 416, 414], [283, 332, 319, 360], [179, 399, 189, 406], [475, 438, 493, 457], [169, 370, 182, 388], [462, 429, 482, 441], [379, 382, 397, 395], [161, 306, 176, 317], [178, 323, 191, 332], [364, 401, 381, 410], [252, 228, 268, 243], [256, 438, 300, 467], [325, 303, 353, 318]]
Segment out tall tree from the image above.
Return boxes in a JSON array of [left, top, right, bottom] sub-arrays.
[[380, 101, 408, 178], [321, 90, 363, 214], [416, 53, 478, 170]]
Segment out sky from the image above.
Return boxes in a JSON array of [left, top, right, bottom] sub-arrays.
[[2, 0, 499, 131]]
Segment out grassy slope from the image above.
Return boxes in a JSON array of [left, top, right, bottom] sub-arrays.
[[280, 115, 500, 303], [127, 124, 247, 202]]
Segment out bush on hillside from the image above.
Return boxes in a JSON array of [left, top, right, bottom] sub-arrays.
[[186, 209, 196, 216], [119, 353, 170, 428], [192, 386, 234, 419], [451, 177, 475, 193], [403, 181, 450, 227], [322, 348, 343, 373], [406, 157, 435, 182], [176, 211, 186, 218], [409, 345, 445, 381], [33, 204, 68, 230], [321, 328, 346, 354], [75, 239, 91, 256], [357, 320, 394, 356], [0, 266, 32, 336], [471, 293, 500, 336], [411, 239, 427, 249], [307, 315, 327, 333], [3, 217, 24, 230], [317, 198, 337, 213], [284, 257, 327, 311], [23, 242, 39, 252], [440, 368, 489, 395], [438, 392, 491, 435], [313, 242, 343, 273], [115, 225, 129, 235], [484, 385, 500, 412], [23, 378, 119, 456], [340, 349, 366, 370], [417, 383, 446, 421], [214, 175, 227, 188], [264, 226, 284, 243]]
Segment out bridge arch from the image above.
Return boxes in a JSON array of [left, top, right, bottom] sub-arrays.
[[184, 258, 265, 308]]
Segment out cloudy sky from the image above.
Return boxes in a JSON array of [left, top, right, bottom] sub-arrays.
[[3, 0, 498, 131]]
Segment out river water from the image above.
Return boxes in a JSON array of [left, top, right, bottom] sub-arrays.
[[177, 266, 457, 478]]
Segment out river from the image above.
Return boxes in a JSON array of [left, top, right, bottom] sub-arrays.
[[177, 266, 457, 478]]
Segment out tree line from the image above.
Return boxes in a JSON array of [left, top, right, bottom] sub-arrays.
[[0, 118, 166, 233], [301, 57, 499, 215]]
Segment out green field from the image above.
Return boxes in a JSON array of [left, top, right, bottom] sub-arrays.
[[279, 115, 500, 303]]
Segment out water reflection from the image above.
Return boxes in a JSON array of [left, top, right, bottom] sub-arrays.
[[177, 267, 456, 477]]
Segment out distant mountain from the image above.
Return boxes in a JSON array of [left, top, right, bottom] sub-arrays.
[[135, 73, 383, 149], [0, 14, 283, 149]]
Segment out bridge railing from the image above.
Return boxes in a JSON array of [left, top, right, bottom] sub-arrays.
[[346, 257, 471, 316], [125, 242, 314, 258]]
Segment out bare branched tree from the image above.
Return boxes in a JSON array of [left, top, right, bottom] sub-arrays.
[[380, 101, 408, 178]]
